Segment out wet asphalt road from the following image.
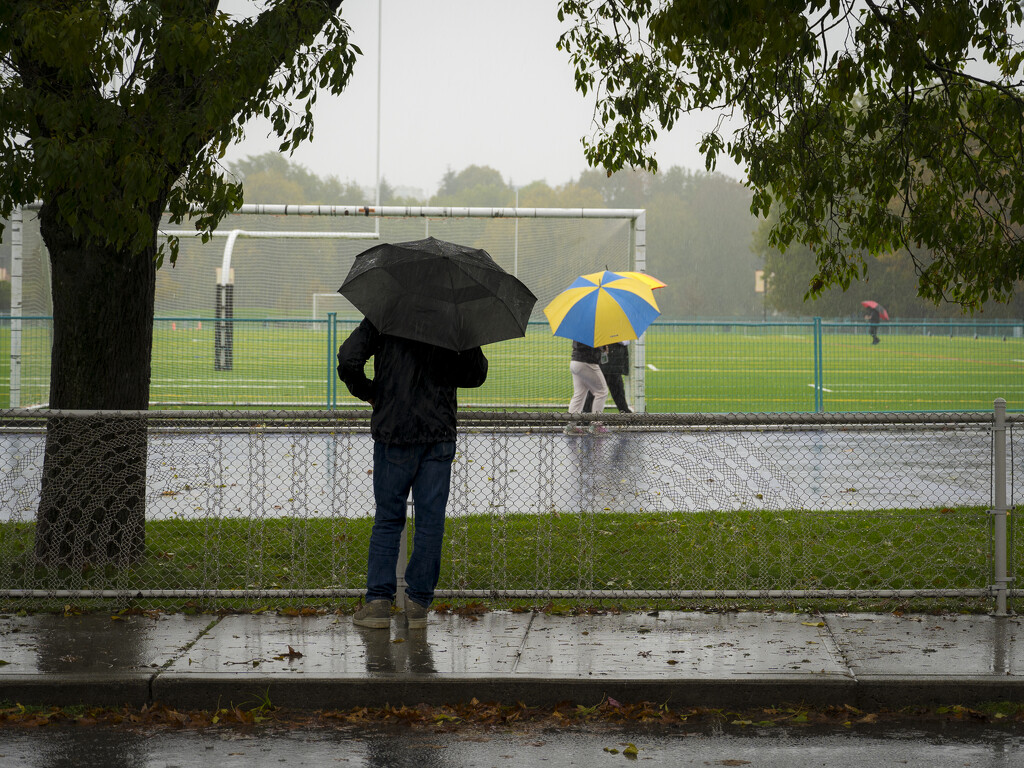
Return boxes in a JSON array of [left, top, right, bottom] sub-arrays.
[[1, 722, 1023, 768]]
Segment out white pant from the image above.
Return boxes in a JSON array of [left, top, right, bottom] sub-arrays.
[[568, 361, 608, 414]]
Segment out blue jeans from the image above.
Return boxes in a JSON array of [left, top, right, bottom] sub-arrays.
[[366, 441, 456, 607]]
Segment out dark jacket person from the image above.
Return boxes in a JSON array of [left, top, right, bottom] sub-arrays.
[[338, 318, 488, 629]]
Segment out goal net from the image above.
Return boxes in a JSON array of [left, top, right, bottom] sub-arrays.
[[6, 205, 645, 410]]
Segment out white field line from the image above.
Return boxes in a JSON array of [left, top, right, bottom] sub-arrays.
[[648, 367, 815, 374], [829, 382, 1020, 391], [150, 384, 306, 390], [152, 378, 322, 383], [807, 383, 834, 392]]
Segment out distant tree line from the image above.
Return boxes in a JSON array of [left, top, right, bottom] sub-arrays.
[[234, 152, 1024, 321], [230, 154, 763, 319], [5, 154, 1020, 322]]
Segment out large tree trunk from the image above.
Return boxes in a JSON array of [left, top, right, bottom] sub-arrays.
[[33, 202, 160, 567]]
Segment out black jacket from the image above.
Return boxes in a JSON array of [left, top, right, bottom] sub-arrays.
[[602, 342, 629, 377], [337, 319, 488, 444], [571, 340, 604, 365]]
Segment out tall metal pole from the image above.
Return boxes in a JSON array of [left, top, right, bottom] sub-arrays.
[[375, 0, 382, 209], [992, 397, 1009, 616]]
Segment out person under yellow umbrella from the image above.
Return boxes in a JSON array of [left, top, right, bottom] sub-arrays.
[[544, 271, 661, 432], [582, 271, 666, 414]]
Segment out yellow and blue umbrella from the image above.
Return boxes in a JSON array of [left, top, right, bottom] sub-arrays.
[[610, 271, 667, 291], [543, 270, 661, 347]]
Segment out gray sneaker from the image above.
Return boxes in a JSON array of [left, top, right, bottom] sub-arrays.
[[353, 599, 392, 629], [404, 600, 429, 629]]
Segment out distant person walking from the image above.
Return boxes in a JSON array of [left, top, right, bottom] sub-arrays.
[[584, 340, 632, 414], [566, 340, 609, 434], [865, 306, 881, 345], [338, 318, 488, 629], [861, 300, 889, 345]]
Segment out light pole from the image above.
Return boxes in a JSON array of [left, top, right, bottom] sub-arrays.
[[374, 0, 382, 208]]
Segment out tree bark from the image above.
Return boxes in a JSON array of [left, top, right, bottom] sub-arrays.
[[33, 202, 160, 567]]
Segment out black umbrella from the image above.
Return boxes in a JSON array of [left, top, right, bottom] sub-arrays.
[[338, 237, 537, 351]]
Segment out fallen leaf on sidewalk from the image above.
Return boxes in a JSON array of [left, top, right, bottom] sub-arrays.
[[801, 621, 825, 627]]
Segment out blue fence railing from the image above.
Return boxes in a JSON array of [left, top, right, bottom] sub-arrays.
[[2, 316, 1023, 412]]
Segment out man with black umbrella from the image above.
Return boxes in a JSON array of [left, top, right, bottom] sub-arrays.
[[338, 320, 488, 630], [336, 237, 533, 630]]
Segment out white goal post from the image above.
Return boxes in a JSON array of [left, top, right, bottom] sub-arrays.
[[312, 293, 346, 320]]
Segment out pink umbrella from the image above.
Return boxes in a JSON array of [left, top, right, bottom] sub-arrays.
[[861, 300, 889, 321]]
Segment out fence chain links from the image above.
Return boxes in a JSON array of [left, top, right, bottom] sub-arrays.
[[0, 408, 1015, 613]]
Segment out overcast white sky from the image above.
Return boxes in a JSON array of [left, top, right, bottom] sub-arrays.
[[222, 0, 745, 197]]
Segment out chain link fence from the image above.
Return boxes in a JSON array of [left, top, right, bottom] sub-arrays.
[[0, 406, 1017, 613]]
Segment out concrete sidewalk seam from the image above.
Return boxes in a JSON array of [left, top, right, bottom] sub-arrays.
[[822, 615, 858, 681], [149, 615, 224, 704], [509, 610, 536, 675]]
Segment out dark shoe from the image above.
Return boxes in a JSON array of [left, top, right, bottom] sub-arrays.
[[353, 599, 392, 629], [404, 600, 429, 629]]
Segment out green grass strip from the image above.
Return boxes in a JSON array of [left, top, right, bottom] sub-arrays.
[[0, 507, 1002, 599]]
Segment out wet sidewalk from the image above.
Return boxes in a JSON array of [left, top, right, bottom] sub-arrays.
[[1, 610, 1022, 711]]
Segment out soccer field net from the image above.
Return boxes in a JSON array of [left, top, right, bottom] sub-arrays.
[[7, 205, 646, 409]]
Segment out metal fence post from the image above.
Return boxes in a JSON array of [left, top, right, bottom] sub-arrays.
[[396, 493, 412, 611], [327, 312, 337, 409], [813, 317, 823, 413], [992, 397, 1010, 616], [9, 207, 22, 408]]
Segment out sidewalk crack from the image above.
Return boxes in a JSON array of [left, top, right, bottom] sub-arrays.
[[510, 611, 536, 674]]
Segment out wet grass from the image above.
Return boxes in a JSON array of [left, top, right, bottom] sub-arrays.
[[0, 506, 1005, 614]]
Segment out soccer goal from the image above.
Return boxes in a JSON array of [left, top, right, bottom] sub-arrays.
[[312, 292, 358, 321], [7, 204, 648, 410]]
